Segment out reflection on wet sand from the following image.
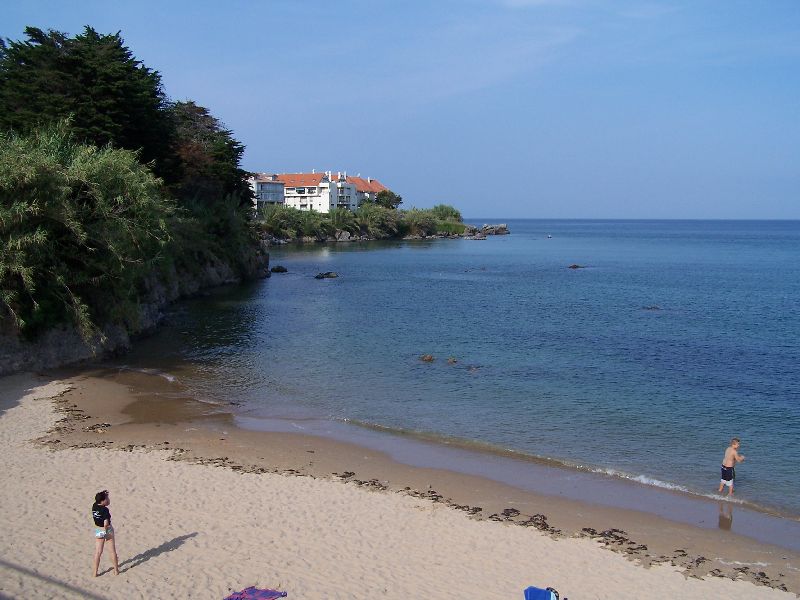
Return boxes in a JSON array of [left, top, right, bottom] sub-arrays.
[[718, 501, 733, 531]]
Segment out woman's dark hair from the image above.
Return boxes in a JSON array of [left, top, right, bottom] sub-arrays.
[[94, 490, 108, 504]]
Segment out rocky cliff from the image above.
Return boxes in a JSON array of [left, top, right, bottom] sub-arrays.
[[0, 244, 269, 376]]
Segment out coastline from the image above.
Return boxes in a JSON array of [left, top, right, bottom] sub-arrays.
[[253, 415, 800, 528], [6, 366, 797, 597]]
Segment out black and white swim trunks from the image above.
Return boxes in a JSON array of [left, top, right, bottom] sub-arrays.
[[720, 465, 735, 487]]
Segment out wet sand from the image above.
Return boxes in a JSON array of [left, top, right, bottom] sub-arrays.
[[20, 366, 800, 596]]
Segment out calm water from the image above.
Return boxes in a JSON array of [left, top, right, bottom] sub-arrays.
[[124, 220, 800, 518]]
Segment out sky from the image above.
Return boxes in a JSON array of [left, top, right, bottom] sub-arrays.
[[2, 0, 799, 219]]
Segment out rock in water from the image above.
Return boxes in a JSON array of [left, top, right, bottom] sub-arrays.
[[481, 223, 510, 235], [314, 272, 339, 279]]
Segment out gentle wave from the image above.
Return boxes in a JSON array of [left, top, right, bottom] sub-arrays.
[[586, 468, 761, 507], [340, 417, 796, 519], [117, 365, 178, 383], [715, 559, 771, 567], [588, 468, 694, 493]]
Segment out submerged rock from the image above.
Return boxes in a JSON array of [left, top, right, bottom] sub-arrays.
[[270, 265, 288, 273], [314, 272, 339, 279], [568, 264, 585, 269]]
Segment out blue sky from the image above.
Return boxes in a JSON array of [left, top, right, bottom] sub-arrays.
[[3, 0, 799, 218]]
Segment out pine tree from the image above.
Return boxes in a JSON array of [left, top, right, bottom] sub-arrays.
[[0, 26, 175, 181]]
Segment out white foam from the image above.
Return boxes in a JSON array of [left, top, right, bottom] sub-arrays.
[[118, 365, 178, 383], [705, 492, 748, 505], [715, 559, 770, 567], [586, 467, 755, 506], [589, 467, 692, 493]]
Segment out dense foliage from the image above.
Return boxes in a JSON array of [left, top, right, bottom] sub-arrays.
[[0, 24, 464, 344], [167, 101, 251, 209], [429, 204, 462, 222], [369, 189, 403, 209], [0, 123, 173, 339], [257, 203, 464, 240], [0, 27, 252, 210], [0, 27, 174, 179], [0, 26, 258, 341]]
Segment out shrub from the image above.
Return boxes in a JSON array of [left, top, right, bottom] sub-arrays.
[[402, 209, 438, 236], [435, 221, 467, 235], [355, 204, 399, 238], [430, 204, 462, 222], [255, 204, 467, 241], [0, 122, 173, 340]]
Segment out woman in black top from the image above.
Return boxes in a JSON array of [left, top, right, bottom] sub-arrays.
[[91, 490, 119, 577]]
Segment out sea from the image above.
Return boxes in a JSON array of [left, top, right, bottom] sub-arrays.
[[121, 219, 800, 524]]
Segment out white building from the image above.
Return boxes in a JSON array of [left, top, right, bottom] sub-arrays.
[[248, 173, 285, 214], [329, 171, 359, 211], [250, 170, 391, 214], [331, 174, 388, 205], [277, 172, 334, 213]]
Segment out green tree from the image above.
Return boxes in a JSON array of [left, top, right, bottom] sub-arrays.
[[167, 101, 252, 209], [369, 189, 402, 210], [0, 122, 173, 340], [328, 207, 359, 234], [0, 27, 174, 180], [402, 209, 438, 237], [429, 204, 462, 222], [258, 204, 303, 238], [356, 204, 400, 238]]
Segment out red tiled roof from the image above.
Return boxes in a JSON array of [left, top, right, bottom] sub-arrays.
[[348, 176, 388, 194], [274, 172, 388, 193], [253, 173, 284, 184], [276, 173, 325, 187], [330, 174, 388, 193]]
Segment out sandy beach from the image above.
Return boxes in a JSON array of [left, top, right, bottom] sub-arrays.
[[0, 370, 797, 599]]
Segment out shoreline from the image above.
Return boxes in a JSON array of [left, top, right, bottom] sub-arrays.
[[234, 414, 800, 544], [33, 367, 800, 594], [249, 414, 800, 526]]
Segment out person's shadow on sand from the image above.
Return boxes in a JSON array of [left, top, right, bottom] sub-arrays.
[[118, 532, 198, 573]]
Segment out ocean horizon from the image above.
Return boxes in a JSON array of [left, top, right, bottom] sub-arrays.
[[120, 218, 800, 520]]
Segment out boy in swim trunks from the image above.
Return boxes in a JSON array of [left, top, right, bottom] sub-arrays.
[[718, 438, 745, 496]]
